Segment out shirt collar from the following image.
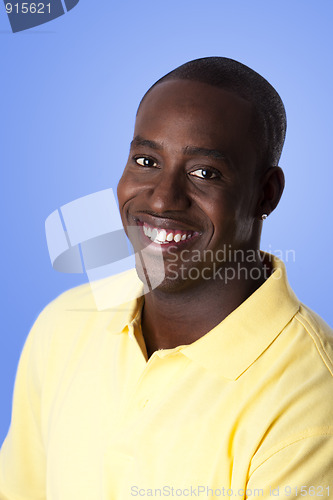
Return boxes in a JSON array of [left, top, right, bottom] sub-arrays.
[[106, 254, 300, 380], [180, 254, 300, 380], [104, 268, 144, 334]]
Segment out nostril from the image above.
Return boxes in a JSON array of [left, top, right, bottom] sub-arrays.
[[149, 185, 190, 212], [148, 175, 190, 208]]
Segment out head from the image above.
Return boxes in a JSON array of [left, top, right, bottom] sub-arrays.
[[117, 57, 286, 290], [139, 57, 286, 172]]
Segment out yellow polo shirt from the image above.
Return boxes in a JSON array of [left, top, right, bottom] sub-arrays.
[[1, 254, 333, 499]]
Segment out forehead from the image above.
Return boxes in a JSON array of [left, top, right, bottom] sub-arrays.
[[135, 80, 255, 157]]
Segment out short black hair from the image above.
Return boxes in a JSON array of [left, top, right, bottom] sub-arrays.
[[139, 57, 287, 170]]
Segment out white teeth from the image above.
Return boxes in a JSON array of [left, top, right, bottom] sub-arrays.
[[157, 229, 167, 242], [143, 223, 194, 244], [151, 228, 158, 241]]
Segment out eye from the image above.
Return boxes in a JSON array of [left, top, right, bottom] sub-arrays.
[[134, 156, 158, 168], [189, 168, 221, 180]]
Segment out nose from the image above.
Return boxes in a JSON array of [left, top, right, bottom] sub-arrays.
[[147, 167, 191, 213]]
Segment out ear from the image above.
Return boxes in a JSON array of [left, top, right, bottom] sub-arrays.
[[256, 166, 285, 218]]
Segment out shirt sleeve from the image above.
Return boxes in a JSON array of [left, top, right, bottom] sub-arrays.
[[246, 432, 333, 499], [0, 304, 55, 500]]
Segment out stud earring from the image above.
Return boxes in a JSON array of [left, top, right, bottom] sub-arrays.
[[261, 214, 268, 220]]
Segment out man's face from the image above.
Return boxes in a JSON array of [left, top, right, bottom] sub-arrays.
[[117, 79, 261, 290]]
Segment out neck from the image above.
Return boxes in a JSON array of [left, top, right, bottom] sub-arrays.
[[141, 255, 271, 358]]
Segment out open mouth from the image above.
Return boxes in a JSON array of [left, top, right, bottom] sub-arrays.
[[137, 221, 201, 246]]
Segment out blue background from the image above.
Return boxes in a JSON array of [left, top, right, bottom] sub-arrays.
[[1, 0, 332, 443]]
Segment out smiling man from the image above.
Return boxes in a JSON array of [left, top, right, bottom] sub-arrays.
[[1, 57, 333, 499], [117, 64, 284, 357]]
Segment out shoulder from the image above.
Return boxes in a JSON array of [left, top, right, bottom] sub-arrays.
[[44, 267, 141, 315], [23, 268, 142, 380], [293, 304, 333, 376], [248, 303, 333, 476], [28, 268, 141, 349]]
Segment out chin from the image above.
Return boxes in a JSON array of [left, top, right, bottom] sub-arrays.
[[134, 254, 192, 294]]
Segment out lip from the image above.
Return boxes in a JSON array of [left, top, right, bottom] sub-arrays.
[[128, 214, 202, 255], [132, 213, 201, 233], [139, 226, 201, 255]]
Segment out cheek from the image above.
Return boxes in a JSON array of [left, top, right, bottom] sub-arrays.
[[117, 169, 134, 208], [233, 185, 258, 241], [201, 197, 237, 242], [205, 188, 253, 241], [116, 179, 123, 206], [208, 191, 239, 223]]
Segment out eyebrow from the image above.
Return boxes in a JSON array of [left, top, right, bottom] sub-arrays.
[[130, 135, 228, 162], [130, 136, 162, 150], [183, 145, 227, 161]]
